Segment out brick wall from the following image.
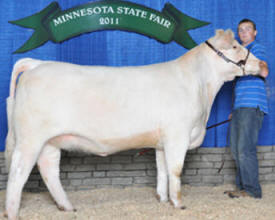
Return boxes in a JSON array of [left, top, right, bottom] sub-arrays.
[[1, 146, 275, 192]]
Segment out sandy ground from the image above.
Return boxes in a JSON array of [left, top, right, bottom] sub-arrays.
[[1, 184, 275, 220]]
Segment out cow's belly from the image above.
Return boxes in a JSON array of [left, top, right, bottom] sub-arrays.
[[189, 125, 206, 149], [48, 129, 162, 156]]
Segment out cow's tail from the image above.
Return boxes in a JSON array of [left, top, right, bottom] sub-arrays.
[[5, 58, 43, 171]]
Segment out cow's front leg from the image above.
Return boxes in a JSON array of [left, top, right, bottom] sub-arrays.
[[164, 134, 189, 209], [37, 144, 74, 212], [156, 149, 168, 202]]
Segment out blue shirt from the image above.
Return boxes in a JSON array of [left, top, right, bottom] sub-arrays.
[[233, 41, 268, 114]]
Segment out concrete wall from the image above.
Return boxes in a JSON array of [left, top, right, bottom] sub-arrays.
[[1, 146, 275, 192]]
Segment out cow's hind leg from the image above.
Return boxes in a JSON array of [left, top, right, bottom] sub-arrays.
[[156, 149, 168, 202], [5, 142, 43, 220], [164, 134, 189, 209], [37, 144, 74, 211]]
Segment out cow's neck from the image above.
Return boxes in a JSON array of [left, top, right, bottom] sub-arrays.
[[179, 44, 225, 109]]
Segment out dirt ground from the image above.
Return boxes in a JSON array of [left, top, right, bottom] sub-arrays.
[[1, 184, 275, 220]]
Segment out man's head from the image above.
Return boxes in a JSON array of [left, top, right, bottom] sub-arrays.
[[238, 19, 257, 46]]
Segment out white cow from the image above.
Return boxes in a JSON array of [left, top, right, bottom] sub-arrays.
[[4, 29, 264, 219]]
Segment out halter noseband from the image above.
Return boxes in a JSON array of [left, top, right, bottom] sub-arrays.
[[205, 41, 250, 75]]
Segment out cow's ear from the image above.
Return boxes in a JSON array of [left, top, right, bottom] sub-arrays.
[[215, 29, 225, 37], [218, 29, 234, 49], [225, 29, 235, 41], [224, 29, 235, 48], [213, 29, 232, 49]]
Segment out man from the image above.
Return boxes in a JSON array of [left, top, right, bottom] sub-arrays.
[[226, 19, 269, 199]]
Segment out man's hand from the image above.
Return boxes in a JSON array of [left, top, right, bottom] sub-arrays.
[[259, 61, 269, 78]]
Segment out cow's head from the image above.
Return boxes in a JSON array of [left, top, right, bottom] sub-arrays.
[[206, 29, 262, 81]]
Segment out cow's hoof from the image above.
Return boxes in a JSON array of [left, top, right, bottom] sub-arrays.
[[3, 211, 18, 219], [3, 211, 8, 218], [156, 194, 168, 203], [57, 205, 66, 211], [56, 204, 75, 212], [55, 200, 75, 212], [174, 204, 186, 210], [169, 200, 186, 210]]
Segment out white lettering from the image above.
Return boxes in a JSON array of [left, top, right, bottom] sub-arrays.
[[93, 6, 101, 14], [101, 6, 108, 14], [61, 15, 67, 23], [72, 11, 81, 18], [124, 7, 130, 14], [149, 13, 156, 21], [163, 20, 171, 28], [149, 13, 171, 29], [87, 8, 93, 16], [116, 7, 147, 18], [99, 17, 119, 25], [134, 9, 142, 17], [64, 14, 73, 21], [128, 8, 136, 16], [140, 10, 147, 19], [53, 5, 164, 28], [108, 6, 114, 14], [53, 17, 63, 26], [80, 9, 87, 17], [53, 6, 117, 27], [117, 6, 123, 15], [101, 6, 114, 14]]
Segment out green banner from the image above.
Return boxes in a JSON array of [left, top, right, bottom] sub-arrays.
[[10, 1, 210, 54]]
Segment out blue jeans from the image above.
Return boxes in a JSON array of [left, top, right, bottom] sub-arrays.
[[229, 107, 264, 198]]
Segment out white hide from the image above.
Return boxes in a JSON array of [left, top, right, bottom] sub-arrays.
[[4, 29, 261, 220]]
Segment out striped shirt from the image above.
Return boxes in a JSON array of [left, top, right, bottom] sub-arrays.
[[234, 41, 269, 114]]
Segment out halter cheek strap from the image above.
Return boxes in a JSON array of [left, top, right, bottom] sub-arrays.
[[205, 41, 250, 75]]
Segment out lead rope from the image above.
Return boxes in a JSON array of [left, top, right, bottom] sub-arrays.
[[218, 123, 231, 173], [217, 79, 236, 174]]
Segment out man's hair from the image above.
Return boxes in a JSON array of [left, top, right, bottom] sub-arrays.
[[238, 19, 257, 30]]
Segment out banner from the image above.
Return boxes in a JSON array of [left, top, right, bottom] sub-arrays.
[[10, 1, 210, 53]]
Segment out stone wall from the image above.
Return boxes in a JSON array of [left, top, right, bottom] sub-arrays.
[[1, 146, 275, 192]]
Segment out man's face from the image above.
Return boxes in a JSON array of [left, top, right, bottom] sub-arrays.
[[238, 22, 257, 46]]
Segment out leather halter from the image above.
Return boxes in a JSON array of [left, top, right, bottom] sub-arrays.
[[205, 40, 250, 75]]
